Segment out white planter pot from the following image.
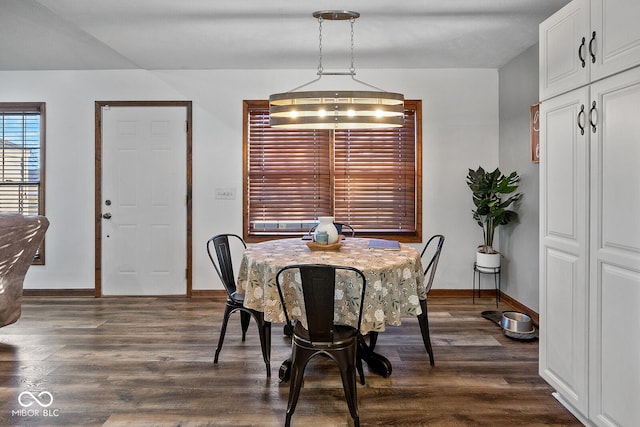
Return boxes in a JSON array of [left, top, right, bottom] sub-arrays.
[[476, 251, 500, 272]]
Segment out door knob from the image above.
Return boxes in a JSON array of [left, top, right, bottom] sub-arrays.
[[102, 213, 112, 219]]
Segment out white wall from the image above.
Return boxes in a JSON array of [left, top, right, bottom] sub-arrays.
[[498, 44, 540, 311], [0, 68, 498, 292]]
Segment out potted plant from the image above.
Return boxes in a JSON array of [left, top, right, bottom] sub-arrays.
[[466, 166, 522, 270]]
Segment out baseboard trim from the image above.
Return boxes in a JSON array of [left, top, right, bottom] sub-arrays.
[[23, 289, 95, 297], [191, 290, 226, 299], [21, 288, 539, 323], [22, 289, 227, 299], [428, 289, 473, 298], [429, 289, 539, 325]]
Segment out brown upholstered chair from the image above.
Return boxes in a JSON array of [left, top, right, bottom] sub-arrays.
[[0, 213, 49, 328]]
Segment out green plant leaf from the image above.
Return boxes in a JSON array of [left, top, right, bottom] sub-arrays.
[[466, 166, 522, 248]]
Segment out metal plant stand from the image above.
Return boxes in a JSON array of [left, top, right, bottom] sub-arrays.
[[473, 262, 501, 308]]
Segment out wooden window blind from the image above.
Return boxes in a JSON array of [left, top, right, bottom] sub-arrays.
[[243, 100, 422, 242], [334, 109, 417, 233], [245, 106, 332, 235], [0, 102, 46, 263]]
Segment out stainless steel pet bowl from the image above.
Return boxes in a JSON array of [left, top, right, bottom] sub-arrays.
[[500, 311, 534, 333]]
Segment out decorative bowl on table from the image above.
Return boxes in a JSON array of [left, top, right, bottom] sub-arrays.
[[306, 239, 342, 251]]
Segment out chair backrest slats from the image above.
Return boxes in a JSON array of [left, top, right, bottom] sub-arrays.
[[334, 222, 355, 237], [276, 264, 366, 344], [206, 234, 246, 297], [301, 268, 337, 342], [421, 235, 445, 294]]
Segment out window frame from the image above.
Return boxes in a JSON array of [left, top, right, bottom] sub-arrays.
[[243, 100, 422, 243], [0, 102, 46, 264]]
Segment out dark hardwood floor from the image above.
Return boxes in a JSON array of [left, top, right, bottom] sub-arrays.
[[0, 296, 580, 426]]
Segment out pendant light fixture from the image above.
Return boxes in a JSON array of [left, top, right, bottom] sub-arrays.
[[269, 10, 404, 130]]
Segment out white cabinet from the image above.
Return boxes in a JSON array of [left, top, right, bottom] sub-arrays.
[[540, 0, 640, 101], [588, 67, 640, 427], [540, 2, 640, 425], [540, 57, 640, 427], [539, 0, 590, 101], [539, 86, 590, 417], [590, 0, 640, 82]]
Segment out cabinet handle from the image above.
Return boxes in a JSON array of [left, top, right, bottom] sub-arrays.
[[589, 31, 597, 64], [577, 104, 586, 135], [589, 101, 598, 133], [578, 36, 587, 68]]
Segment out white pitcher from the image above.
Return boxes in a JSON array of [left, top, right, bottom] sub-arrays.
[[314, 216, 339, 244]]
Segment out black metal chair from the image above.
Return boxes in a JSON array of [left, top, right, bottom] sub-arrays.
[[309, 222, 356, 237], [206, 233, 271, 376], [368, 234, 445, 366], [275, 264, 367, 427], [335, 222, 355, 237]]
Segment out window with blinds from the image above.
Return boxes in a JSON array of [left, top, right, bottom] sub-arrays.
[[243, 100, 422, 242], [0, 102, 46, 263]]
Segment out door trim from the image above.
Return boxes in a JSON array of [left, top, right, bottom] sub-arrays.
[[94, 100, 193, 297]]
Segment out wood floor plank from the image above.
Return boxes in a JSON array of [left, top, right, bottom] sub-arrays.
[[0, 296, 580, 426]]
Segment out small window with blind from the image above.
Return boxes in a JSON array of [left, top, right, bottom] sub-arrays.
[[243, 100, 422, 242], [0, 102, 46, 263]]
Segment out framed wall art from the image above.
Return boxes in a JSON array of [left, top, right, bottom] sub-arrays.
[[530, 103, 540, 163]]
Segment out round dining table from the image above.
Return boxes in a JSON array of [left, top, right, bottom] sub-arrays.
[[236, 237, 426, 377]]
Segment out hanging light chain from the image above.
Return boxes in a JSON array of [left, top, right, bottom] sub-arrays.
[[316, 12, 358, 76], [317, 16, 324, 75], [350, 16, 356, 75]]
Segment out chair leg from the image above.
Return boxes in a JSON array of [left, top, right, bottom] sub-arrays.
[[214, 303, 234, 363], [418, 299, 434, 366], [283, 323, 293, 337], [285, 346, 312, 427], [356, 352, 365, 386], [335, 345, 360, 427], [355, 335, 366, 385], [255, 313, 271, 377], [368, 331, 378, 351], [240, 310, 250, 341]]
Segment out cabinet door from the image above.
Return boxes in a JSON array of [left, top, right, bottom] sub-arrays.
[[589, 66, 640, 427], [540, 0, 590, 101], [590, 0, 640, 82], [539, 86, 590, 416]]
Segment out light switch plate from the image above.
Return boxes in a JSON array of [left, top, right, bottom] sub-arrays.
[[215, 188, 235, 200]]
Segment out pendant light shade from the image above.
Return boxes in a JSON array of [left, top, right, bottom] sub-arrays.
[[269, 11, 405, 130], [269, 90, 404, 130]]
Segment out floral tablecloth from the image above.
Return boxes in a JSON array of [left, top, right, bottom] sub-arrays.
[[236, 237, 425, 334]]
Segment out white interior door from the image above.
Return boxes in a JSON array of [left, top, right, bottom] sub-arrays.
[[101, 106, 187, 295]]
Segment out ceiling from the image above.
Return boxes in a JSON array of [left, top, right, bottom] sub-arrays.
[[0, 0, 570, 71]]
